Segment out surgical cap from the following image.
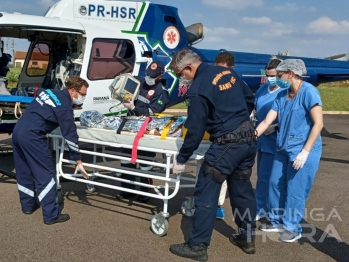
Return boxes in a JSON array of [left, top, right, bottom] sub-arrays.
[[276, 59, 307, 76]]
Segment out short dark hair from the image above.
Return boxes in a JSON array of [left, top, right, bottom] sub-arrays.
[[215, 52, 235, 67], [65, 76, 89, 91], [265, 58, 282, 70]]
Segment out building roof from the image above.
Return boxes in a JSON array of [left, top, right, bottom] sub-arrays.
[[14, 51, 49, 61]]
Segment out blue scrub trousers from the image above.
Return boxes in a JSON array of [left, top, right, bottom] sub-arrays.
[[188, 142, 256, 246], [12, 128, 61, 223], [255, 150, 275, 217], [268, 149, 322, 235]]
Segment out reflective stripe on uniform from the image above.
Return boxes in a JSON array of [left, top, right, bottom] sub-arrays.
[[138, 95, 150, 104], [65, 139, 80, 152], [38, 178, 56, 202], [17, 184, 35, 197]]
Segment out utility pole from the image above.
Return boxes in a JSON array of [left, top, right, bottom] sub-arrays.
[[10, 39, 15, 58]]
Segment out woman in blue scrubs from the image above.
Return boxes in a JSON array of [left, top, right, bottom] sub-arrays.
[[254, 58, 283, 220], [255, 59, 323, 242]]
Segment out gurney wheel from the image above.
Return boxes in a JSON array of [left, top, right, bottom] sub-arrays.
[[181, 197, 195, 217], [150, 214, 169, 237]]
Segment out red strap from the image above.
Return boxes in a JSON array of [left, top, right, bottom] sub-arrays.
[[34, 85, 39, 98], [131, 117, 151, 163]]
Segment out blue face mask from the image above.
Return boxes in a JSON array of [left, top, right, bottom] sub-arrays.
[[266, 77, 277, 87], [276, 78, 291, 88]]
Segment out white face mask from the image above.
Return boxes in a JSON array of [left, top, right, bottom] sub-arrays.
[[145, 75, 156, 86], [73, 94, 86, 105]]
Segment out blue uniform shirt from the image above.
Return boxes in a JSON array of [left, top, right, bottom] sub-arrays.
[[271, 81, 322, 160], [177, 62, 255, 163], [16, 89, 81, 161], [131, 76, 169, 116], [255, 84, 283, 154]]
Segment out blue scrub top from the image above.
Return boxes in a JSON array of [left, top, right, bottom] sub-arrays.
[[271, 81, 322, 160], [255, 84, 283, 154]]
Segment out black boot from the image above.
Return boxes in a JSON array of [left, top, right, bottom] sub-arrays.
[[229, 235, 256, 254], [116, 192, 136, 200], [23, 202, 40, 215], [170, 243, 208, 261], [44, 214, 70, 225]]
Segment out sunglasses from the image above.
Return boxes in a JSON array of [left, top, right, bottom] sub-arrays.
[[174, 64, 191, 78], [76, 90, 87, 97]]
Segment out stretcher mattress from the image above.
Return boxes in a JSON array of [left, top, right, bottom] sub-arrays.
[[0, 94, 34, 104], [52, 123, 211, 156]]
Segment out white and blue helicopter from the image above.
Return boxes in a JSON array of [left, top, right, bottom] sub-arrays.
[[1, 0, 349, 133]]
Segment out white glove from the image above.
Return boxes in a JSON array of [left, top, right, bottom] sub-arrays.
[[292, 149, 310, 170], [264, 124, 278, 135], [170, 155, 186, 176], [123, 98, 135, 110], [74, 163, 89, 179]]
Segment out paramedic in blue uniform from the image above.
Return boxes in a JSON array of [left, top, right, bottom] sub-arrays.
[[256, 59, 323, 242], [116, 61, 169, 203], [12, 76, 90, 225], [169, 49, 257, 261], [254, 58, 283, 221]]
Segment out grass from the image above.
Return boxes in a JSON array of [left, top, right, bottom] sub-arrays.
[[170, 83, 349, 111]]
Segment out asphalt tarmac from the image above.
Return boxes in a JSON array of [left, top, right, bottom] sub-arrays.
[[0, 114, 349, 262]]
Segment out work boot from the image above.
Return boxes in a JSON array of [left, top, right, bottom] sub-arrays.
[[23, 202, 40, 215], [116, 192, 136, 200], [170, 242, 208, 261], [137, 195, 150, 203], [229, 235, 256, 254], [44, 214, 70, 225]]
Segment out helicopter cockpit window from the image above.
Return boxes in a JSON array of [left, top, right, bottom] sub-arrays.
[[26, 43, 50, 76], [87, 38, 135, 81]]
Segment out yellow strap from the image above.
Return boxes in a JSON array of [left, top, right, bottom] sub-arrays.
[[160, 117, 176, 140]]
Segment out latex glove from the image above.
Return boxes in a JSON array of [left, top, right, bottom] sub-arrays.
[[170, 155, 186, 176], [264, 124, 279, 135], [292, 149, 310, 170], [74, 163, 89, 179], [123, 98, 135, 110]]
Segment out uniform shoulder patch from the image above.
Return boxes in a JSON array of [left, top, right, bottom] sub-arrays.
[[212, 70, 232, 85]]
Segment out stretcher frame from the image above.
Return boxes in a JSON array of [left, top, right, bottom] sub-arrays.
[[50, 129, 207, 236]]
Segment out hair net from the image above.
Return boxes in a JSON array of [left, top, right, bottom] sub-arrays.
[[276, 59, 307, 76]]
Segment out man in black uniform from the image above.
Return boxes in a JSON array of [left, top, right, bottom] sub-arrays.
[[116, 61, 169, 203], [169, 49, 257, 261], [12, 76, 90, 225]]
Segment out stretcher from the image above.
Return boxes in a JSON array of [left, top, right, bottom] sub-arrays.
[[0, 94, 34, 133], [50, 122, 210, 236]]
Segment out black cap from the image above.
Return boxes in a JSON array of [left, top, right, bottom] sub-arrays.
[[146, 61, 165, 78]]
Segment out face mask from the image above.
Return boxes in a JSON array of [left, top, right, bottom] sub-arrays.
[[179, 76, 193, 86], [73, 94, 86, 105], [276, 78, 291, 88], [266, 77, 277, 87], [145, 75, 156, 86]]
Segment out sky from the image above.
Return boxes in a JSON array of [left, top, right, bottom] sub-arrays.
[[0, 0, 349, 58]]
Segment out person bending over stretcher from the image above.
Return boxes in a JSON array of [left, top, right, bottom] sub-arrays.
[[12, 76, 90, 225]]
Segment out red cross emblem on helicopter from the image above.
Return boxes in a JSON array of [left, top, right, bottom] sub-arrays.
[[163, 26, 180, 49]]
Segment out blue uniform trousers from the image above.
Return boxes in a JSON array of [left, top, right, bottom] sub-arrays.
[[268, 149, 322, 235], [188, 143, 257, 246], [255, 150, 275, 217], [12, 129, 60, 223]]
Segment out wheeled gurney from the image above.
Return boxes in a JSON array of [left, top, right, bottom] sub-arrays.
[[50, 123, 210, 236]]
